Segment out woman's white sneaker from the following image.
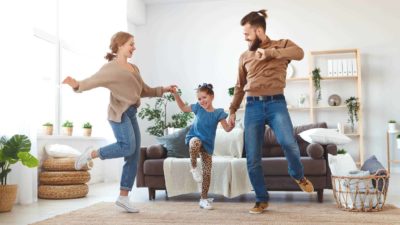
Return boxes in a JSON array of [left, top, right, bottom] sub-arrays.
[[190, 167, 202, 183], [115, 196, 139, 213], [74, 147, 93, 170], [199, 198, 214, 210]]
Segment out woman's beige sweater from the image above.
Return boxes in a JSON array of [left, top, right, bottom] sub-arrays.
[[76, 61, 163, 122]]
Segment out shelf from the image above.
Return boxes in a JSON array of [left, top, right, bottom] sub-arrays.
[[310, 48, 358, 55], [313, 105, 347, 110], [37, 135, 107, 141], [287, 107, 311, 111], [320, 76, 358, 80], [390, 160, 400, 164], [286, 77, 309, 81], [344, 133, 360, 137]]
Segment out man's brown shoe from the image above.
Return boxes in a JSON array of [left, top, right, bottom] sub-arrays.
[[249, 202, 269, 214], [295, 177, 314, 193]]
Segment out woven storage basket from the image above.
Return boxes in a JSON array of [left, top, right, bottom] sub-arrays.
[[38, 184, 88, 199], [0, 185, 17, 212], [332, 174, 390, 212], [39, 171, 90, 185], [42, 157, 93, 171]]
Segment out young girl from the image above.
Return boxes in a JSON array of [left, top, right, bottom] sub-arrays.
[[172, 83, 233, 210]]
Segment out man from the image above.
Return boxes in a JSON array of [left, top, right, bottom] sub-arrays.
[[228, 9, 314, 214]]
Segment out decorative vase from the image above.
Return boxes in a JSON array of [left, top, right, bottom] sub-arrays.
[[0, 184, 17, 212], [63, 127, 73, 136], [83, 128, 92, 137], [43, 126, 53, 135]]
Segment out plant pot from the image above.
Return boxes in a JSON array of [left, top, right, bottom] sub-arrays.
[[397, 138, 400, 149], [63, 127, 73, 136], [388, 123, 396, 132], [0, 184, 17, 212], [43, 126, 53, 135], [83, 128, 92, 137]]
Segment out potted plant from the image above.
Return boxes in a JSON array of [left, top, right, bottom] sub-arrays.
[[312, 68, 322, 105], [0, 134, 38, 212], [62, 120, 73, 136], [138, 90, 194, 137], [83, 122, 92, 137], [42, 122, 53, 135], [337, 148, 347, 154], [388, 120, 397, 132], [228, 87, 235, 97], [397, 134, 400, 149], [345, 97, 360, 133]]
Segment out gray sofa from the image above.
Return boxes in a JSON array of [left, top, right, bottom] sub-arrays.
[[137, 122, 337, 202]]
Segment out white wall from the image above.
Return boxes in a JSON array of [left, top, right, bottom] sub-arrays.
[[130, 0, 400, 169]]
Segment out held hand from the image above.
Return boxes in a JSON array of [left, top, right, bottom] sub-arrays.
[[163, 85, 178, 93], [255, 48, 266, 60], [228, 113, 236, 128], [62, 76, 79, 89]]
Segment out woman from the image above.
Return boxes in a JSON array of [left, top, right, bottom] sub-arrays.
[[63, 31, 175, 213]]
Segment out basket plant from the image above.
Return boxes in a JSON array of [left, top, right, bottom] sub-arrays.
[[0, 135, 38, 212], [62, 120, 74, 136], [42, 122, 53, 135], [82, 122, 92, 137]]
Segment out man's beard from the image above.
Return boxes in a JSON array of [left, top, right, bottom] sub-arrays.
[[248, 37, 262, 51]]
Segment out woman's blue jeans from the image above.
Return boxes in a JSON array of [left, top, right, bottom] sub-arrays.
[[244, 95, 304, 202], [98, 106, 140, 191]]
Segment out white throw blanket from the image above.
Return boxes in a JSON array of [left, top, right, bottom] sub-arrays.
[[163, 156, 252, 198]]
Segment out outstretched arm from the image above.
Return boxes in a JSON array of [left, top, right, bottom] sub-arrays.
[[171, 87, 192, 113], [220, 119, 234, 132]]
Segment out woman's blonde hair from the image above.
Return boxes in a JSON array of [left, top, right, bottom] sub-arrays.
[[104, 31, 133, 61]]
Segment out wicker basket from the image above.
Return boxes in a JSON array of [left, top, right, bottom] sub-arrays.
[[0, 185, 17, 212], [38, 184, 88, 199], [42, 157, 93, 171], [331, 174, 390, 212], [39, 171, 90, 185]]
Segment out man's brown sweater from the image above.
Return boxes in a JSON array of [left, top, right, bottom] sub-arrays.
[[229, 36, 304, 115], [76, 61, 163, 122]]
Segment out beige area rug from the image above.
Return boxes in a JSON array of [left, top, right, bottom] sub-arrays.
[[31, 201, 400, 225]]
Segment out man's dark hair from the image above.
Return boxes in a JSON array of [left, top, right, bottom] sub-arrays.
[[240, 9, 268, 31]]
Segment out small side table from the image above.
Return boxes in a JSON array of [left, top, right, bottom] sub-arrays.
[[386, 130, 399, 173]]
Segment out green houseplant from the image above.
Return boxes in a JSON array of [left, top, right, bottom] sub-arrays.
[[337, 148, 347, 154], [312, 68, 322, 104], [138, 90, 194, 137], [42, 122, 53, 135], [345, 97, 360, 133], [0, 134, 38, 212], [62, 120, 74, 136], [82, 122, 92, 137], [228, 87, 235, 97]]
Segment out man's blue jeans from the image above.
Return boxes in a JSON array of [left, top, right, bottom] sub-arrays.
[[244, 95, 304, 202], [98, 106, 140, 191]]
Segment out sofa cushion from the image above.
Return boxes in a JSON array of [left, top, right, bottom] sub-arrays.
[[327, 153, 357, 176], [214, 128, 244, 158], [306, 143, 324, 159], [156, 126, 191, 158], [261, 157, 326, 176], [299, 128, 351, 145], [144, 159, 165, 175], [146, 144, 166, 159]]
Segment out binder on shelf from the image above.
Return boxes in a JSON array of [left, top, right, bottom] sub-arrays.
[[332, 59, 338, 76], [347, 58, 353, 76], [343, 59, 348, 76], [337, 59, 343, 76], [328, 59, 333, 76], [352, 58, 357, 76]]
